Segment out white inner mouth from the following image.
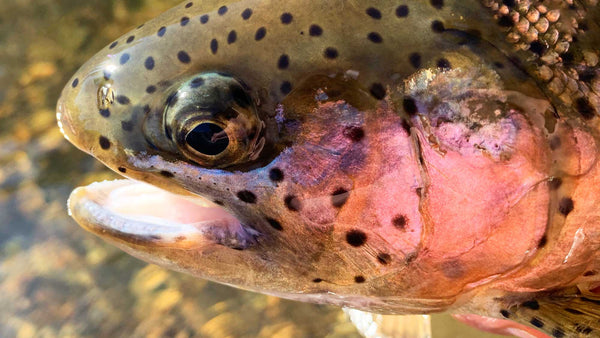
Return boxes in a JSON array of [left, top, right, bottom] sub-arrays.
[[103, 180, 231, 225], [68, 179, 243, 246]]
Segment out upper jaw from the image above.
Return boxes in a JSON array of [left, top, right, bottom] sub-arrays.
[[68, 179, 258, 249]]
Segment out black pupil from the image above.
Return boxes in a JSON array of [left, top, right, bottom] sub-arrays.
[[186, 123, 229, 155]]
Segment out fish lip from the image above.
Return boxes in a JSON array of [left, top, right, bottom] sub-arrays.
[[68, 179, 258, 249]]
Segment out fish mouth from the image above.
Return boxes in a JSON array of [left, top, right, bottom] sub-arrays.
[[68, 179, 257, 249]]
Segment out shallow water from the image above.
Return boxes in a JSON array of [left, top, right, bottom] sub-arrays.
[[0, 0, 502, 336]]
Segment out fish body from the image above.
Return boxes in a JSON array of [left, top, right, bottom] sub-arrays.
[[57, 0, 600, 336]]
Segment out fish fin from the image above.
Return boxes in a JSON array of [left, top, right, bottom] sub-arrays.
[[343, 308, 431, 338], [500, 292, 600, 337]]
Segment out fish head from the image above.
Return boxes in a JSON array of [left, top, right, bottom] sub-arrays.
[[56, 12, 426, 312]]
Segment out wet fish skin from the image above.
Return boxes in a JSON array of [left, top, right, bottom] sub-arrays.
[[57, 0, 600, 336]]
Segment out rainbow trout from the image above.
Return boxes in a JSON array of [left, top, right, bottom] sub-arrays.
[[57, 0, 600, 336]]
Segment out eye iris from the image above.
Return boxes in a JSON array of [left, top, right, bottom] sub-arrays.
[[186, 123, 229, 155]]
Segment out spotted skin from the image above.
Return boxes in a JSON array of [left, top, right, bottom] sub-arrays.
[[58, 1, 600, 337]]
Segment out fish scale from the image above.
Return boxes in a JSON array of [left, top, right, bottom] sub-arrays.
[[57, 1, 600, 337]]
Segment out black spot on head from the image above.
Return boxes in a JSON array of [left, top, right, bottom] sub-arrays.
[[575, 97, 595, 119], [392, 215, 407, 229], [118, 167, 127, 173], [522, 300, 540, 310], [377, 253, 391, 265], [121, 120, 134, 131], [549, 177, 562, 190], [281, 12, 293, 24], [502, 0, 516, 7], [210, 39, 218, 54], [538, 235, 547, 248], [71, 78, 79, 88], [119, 53, 130, 65], [431, 20, 445, 33], [109, 41, 118, 49], [116, 95, 130, 105], [369, 83, 386, 100], [403, 97, 418, 115], [312, 278, 323, 283], [584, 270, 597, 276], [237, 190, 257, 204], [218, 5, 227, 15], [396, 5, 409, 17], [280, 81, 292, 95], [430, 0, 444, 9], [144, 56, 155, 70], [552, 328, 565, 338], [266, 218, 283, 231], [354, 276, 365, 283], [99, 136, 110, 149], [346, 229, 367, 247], [277, 54, 289, 69], [177, 51, 191, 63], [309, 24, 323, 36], [494, 61, 504, 68], [331, 188, 349, 207], [157, 26, 167, 37], [324, 47, 338, 59], [367, 32, 383, 43], [269, 168, 284, 182], [160, 170, 174, 178], [529, 41, 546, 56], [343, 126, 365, 142], [227, 30, 237, 44], [200, 14, 209, 24], [145, 85, 157, 94], [549, 136, 561, 150], [500, 309, 510, 318], [530, 317, 544, 328], [284, 195, 301, 211], [126, 35, 135, 43], [190, 77, 205, 88], [185, 2, 193, 8], [437, 58, 451, 69], [180, 16, 190, 26], [366, 7, 381, 19], [558, 197, 574, 216], [99, 109, 110, 118], [255, 27, 267, 40], [241, 8, 252, 20], [498, 15, 514, 27], [409, 52, 422, 68]]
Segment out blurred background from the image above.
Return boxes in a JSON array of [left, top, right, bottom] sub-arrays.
[[0, 0, 503, 337]]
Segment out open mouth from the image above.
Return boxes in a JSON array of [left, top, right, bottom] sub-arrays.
[[68, 179, 256, 249]]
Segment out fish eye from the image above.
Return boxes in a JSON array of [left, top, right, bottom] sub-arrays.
[[164, 72, 264, 168], [186, 122, 229, 156]]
